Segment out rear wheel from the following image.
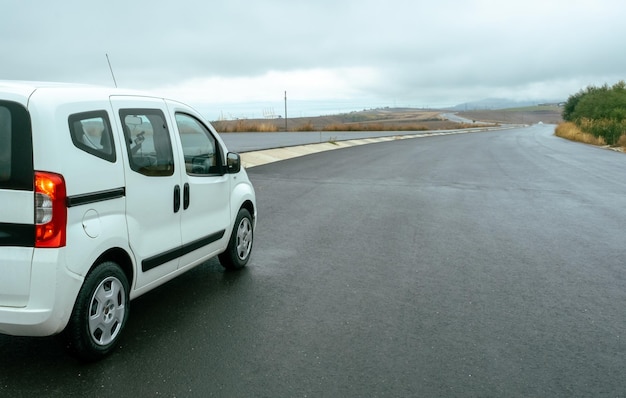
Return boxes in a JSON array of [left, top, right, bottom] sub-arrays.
[[219, 208, 254, 270], [65, 261, 129, 361]]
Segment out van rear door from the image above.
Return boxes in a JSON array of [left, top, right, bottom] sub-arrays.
[[0, 101, 35, 307]]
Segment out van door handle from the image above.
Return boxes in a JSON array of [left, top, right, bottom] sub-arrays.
[[173, 185, 181, 213], [183, 183, 190, 210]]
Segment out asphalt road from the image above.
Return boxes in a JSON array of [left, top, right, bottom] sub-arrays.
[[1, 124, 625, 397]]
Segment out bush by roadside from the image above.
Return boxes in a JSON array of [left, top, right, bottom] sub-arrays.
[[559, 81, 626, 148], [555, 122, 606, 146]]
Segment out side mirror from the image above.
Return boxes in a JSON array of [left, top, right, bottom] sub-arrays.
[[226, 152, 241, 173]]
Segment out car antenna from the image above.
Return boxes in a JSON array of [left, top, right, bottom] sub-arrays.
[[106, 53, 118, 88]]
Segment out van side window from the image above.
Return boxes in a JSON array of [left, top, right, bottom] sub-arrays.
[[0, 101, 33, 190], [120, 109, 174, 177], [68, 111, 116, 162], [175, 113, 222, 176]]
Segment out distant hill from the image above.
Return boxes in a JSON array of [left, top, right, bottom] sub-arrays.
[[448, 98, 564, 111]]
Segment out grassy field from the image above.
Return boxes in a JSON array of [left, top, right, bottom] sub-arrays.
[[212, 106, 563, 133], [457, 105, 563, 125]]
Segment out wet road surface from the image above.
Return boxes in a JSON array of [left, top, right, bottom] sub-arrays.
[[1, 124, 625, 397]]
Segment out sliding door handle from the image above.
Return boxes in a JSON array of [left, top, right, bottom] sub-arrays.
[[183, 183, 190, 210], [173, 185, 181, 213]]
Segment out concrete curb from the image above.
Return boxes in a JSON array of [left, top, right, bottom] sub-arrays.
[[240, 126, 516, 168]]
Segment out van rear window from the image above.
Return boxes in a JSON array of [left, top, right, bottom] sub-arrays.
[[0, 101, 33, 190], [68, 111, 116, 162]]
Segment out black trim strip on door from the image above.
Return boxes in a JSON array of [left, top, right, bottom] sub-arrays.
[[141, 230, 226, 272], [66, 187, 126, 208], [0, 223, 35, 247]]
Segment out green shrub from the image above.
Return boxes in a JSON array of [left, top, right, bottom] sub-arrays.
[[578, 118, 626, 146], [562, 81, 626, 145]]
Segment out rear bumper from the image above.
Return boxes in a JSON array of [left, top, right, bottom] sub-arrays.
[[0, 250, 83, 336], [0, 307, 62, 336]]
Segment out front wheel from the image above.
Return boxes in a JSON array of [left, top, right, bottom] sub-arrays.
[[64, 261, 129, 361], [219, 208, 254, 270]]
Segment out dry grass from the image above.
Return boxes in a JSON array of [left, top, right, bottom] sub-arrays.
[[555, 122, 606, 146], [212, 120, 278, 133], [555, 121, 626, 152], [294, 121, 315, 132]]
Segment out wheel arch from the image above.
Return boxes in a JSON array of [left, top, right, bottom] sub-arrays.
[[91, 247, 134, 290], [241, 199, 256, 224]]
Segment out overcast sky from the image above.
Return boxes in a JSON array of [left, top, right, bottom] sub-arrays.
[[2, 0, 625, 118]]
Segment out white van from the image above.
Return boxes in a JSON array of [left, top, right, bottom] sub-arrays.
[[0, 81, 256, 361]]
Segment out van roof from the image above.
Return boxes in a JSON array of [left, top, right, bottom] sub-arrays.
[[0, 80, 149, 104]]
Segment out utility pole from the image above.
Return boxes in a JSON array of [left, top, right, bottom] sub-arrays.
[[284, 90, 288, 131]]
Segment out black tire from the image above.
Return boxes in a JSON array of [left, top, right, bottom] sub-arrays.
[[64, 261, 129, 362], [219, 208, 254, 270]]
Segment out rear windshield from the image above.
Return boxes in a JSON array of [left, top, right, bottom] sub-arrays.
[[0, 101, 33, 190]]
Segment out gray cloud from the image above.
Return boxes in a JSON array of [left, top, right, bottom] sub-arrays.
[[2, 0, 625, 110]]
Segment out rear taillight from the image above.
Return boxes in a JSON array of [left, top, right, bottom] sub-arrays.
[[35, 171, 67, 248]]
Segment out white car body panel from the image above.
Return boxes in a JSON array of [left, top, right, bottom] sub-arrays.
[[0, 81, 256, 337]]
